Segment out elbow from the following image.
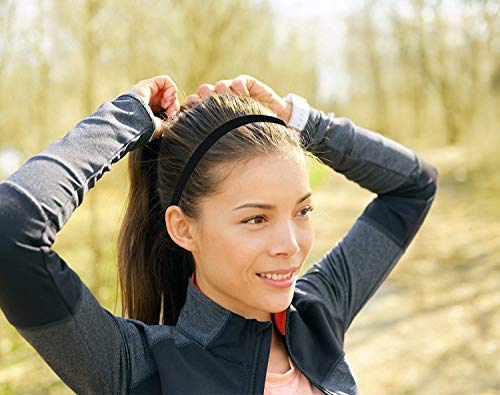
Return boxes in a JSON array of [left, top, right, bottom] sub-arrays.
[[0, 183, 15, 253], [418, 157, 440, 202], [0, 182, 46, 257], [0, 184, 22, 267], [384, 155, 440, 203]]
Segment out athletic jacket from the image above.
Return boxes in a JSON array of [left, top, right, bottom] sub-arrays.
[[0, 92, 439, 394]]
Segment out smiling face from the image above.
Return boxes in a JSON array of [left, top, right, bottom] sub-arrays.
[[187, 153, 315, 322]]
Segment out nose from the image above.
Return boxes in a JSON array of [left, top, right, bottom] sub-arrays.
[[269, 220, 301, 257]]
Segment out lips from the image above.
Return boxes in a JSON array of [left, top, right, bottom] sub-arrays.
[[256, 268, 298, 275], [256, 269, 298, 288]]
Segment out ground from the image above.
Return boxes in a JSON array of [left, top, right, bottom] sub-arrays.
[[0, 147, 498, 394]]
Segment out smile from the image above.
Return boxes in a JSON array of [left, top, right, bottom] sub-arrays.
[[255, 269, 298, 288], [257, 271, 293, 280]]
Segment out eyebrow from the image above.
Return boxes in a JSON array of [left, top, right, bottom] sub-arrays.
[[232, 192, 313, 211]]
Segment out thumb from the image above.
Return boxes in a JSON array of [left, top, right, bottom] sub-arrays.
[[128, 75, 179, 114]]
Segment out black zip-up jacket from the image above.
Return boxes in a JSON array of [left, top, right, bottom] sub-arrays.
[[0, 92, 439, 394]]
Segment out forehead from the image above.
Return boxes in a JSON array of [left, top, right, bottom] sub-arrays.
[[206, 154, 310, 207]]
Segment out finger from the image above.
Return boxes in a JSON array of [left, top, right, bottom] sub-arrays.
[[150, 75, 177, 96], [197, 84, 216, 98], [160, 86, 177, 108], [247, 77, 271, 98], [214, 80, 232, 95], [186, 94, 202, 104], [166, 97, 180, 117], [131, 75, 178, 111], [150, 93, 164, 113], [160, 95, 174, 112], [152, 90, 174, 113], [230, 78, 250, 96]]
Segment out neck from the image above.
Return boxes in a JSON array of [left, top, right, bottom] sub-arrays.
[[190, 271, 272, 322]]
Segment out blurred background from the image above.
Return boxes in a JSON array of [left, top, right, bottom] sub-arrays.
[[0, 0, 498, 394]]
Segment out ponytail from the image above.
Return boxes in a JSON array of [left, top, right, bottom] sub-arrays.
[[117, 93, 305, 326], [117, 138, 195, 326]]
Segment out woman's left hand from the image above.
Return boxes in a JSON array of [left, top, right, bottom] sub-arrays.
[[186, 75, 292, 125]]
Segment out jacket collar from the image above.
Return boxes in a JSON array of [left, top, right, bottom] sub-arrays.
[[172, 273, 345, 393], [175, 272, 287, 349]]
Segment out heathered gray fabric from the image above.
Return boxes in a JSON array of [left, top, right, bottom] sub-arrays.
[[304, 116, 418, 195], [0, 92, 158, 394], [6, 92, 156, 234], [176, 277, 233, 348], [297, 218, 403, 334], [296, 109, 434, 336], [0, 91, 438, 394], [16, 282, 159, 394], [323, 355, 359, 395]]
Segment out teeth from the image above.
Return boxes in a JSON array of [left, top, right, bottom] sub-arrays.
[[258, 271, 293, 280]]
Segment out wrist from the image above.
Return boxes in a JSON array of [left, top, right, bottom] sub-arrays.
[[276, 99, 293, 124], [115, 92, 157, 141], [282, 93, 310, 131]]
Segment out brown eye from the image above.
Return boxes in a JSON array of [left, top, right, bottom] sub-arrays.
[[243, 215, 267, 225], [297, 206, 314, 217], [243, 206, 314, 225]]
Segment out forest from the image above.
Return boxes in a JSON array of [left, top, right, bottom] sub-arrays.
[[0, 0, 498, 393]]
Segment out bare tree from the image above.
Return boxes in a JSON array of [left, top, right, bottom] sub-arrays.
[[32, 0, 51, 153], [82, 0, 106, 293], [363, 1, 390, 133], [0, 0, 16, 138]]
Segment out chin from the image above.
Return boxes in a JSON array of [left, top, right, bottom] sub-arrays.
[[266, 294, 294, 313]]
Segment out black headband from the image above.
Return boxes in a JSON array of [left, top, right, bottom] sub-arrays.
[[169, 114, 287, 207]]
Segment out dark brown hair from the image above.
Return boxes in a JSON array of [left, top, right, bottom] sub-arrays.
[[117, 94, 310, 326]]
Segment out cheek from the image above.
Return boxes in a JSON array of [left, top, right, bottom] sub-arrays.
[[224, 232, 264, 270], [199, 221, 313, 273], [202, 224, 262, 271], [299, 223, 315, 254]]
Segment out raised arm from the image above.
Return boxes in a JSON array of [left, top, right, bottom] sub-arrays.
[[0, 76, 179, 393], [296, 107, 439, 334], [186, 75, 439, 337], [173, 73, 439, 346]]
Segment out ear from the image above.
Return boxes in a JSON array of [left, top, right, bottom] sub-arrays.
[[164, 206, 199, 253]]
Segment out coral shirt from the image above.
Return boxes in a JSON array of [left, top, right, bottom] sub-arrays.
[[264, 355, 324, 395]]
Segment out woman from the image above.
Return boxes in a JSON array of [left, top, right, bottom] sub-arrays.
[[0, 74, 439, 394]]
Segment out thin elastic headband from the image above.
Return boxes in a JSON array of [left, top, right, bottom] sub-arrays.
[[169, 114, 287, 207]]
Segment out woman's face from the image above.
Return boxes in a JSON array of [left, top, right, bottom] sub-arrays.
[[190, 153, 315, 322]]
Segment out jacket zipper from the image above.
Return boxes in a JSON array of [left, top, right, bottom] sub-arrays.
[[248, 322, 263, 395], [284, 309, 337, 395]]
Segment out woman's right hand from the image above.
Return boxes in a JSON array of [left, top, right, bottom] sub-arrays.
[[127, 75, 180, 140]]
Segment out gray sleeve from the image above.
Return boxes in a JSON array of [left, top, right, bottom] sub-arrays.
[[15, 284, 157, 394], [0, 92, 158, 393], [296, 109, 439, 333]]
